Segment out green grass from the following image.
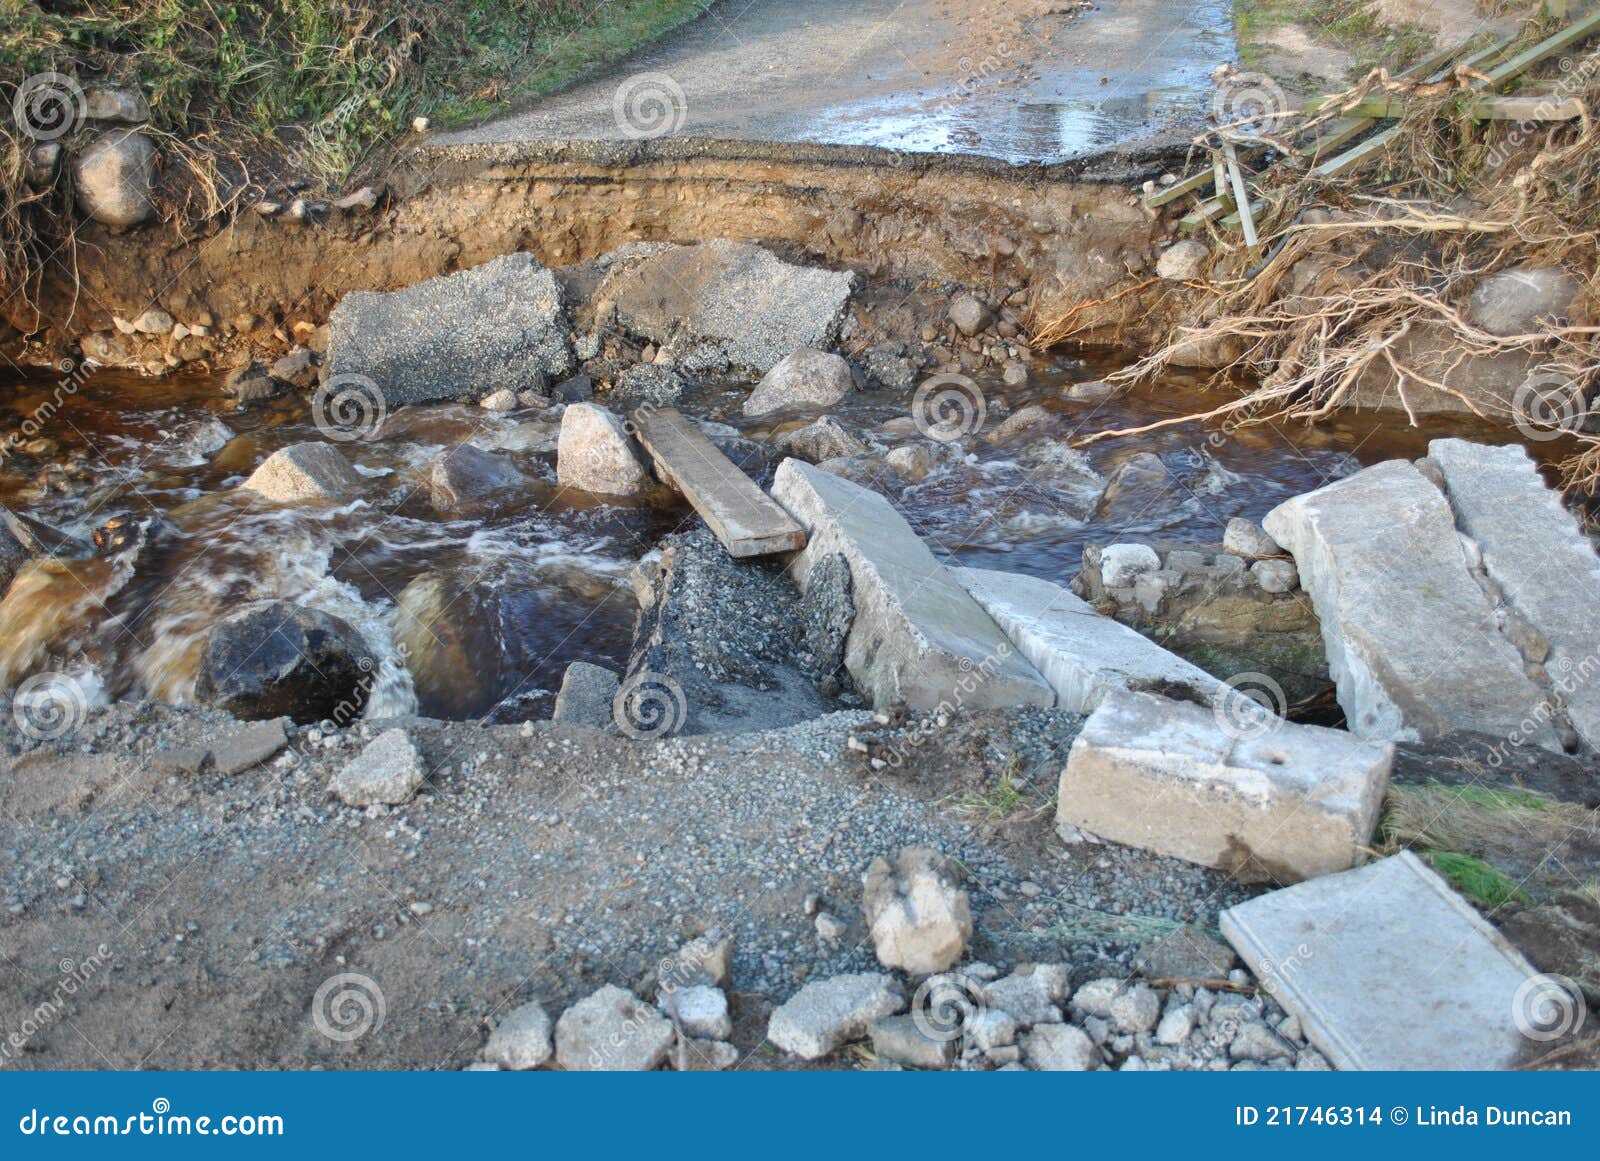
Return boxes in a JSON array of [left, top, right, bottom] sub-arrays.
[[0, 1, 708, 294], [1424, 851, 1532, 909], [1427, 782, 1555, 812], [953, 754, 1031, 820], [1232, 0, 1433, 78], [3, 1, 708, 164]]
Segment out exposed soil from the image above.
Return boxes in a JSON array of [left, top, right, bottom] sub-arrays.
[[6, 138, 1186, 373]]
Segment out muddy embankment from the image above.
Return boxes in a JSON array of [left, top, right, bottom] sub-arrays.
[[7, 139, 1193, 371]]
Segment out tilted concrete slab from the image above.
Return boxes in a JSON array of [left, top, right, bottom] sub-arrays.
[[1058, 689, 1392, 884], [631, 408, 806, 557], [770, 459, 1053, 711], [1263, 458, 1557, 749], [955, 566, 1230, 713], [1221, 852, 1549, 1070], [1427, 438, 1600, 751]]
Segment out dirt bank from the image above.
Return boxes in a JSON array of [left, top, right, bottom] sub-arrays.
[[7, 138, 1187, 373]]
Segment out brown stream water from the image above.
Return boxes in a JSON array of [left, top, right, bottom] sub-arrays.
[[0, 353, 1538, 724]]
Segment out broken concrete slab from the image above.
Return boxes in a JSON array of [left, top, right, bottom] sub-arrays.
[[551, 661, 619, 730], [1426, 438, 1600, 752], [240, 442, 364, 504], [956, 566, 1229, 713], [1058, 688, 1392, 884], [1220, 851, 1551, 1070], [209, 718, 289, 776], [631, 407, 806, 557], [766, 972, 904, 1060], [330, 727, 427, 806], [1263, 458, 1557, 749], [326, 253, 575, 406], [598, 240, 857, 374], [770, 459, 1053, 711]]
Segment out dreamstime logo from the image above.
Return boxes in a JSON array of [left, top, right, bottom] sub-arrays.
[[1513, 973, 1587, 1043], [311, 972, 385, 1042], [911, 975, 986, 1044], [612, 670, 688, 739], [12, 72, 85, 141], [1212, 671, 1286, 740], [311, 373, 387, 442], [0, 943, 111, 1064], [612, 72, 687, 139], [912, 372, 986, 442], [1486, 47, 1600, 172], [12, 671, 89, 741], [1511, 371, 1587, 442], [1211, 70, 1289, 137]]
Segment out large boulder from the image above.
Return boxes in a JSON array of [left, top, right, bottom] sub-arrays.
[[773, 417, 867, 463], [73, 131, 156, 228], [555, 403, 653, 496], [0, 517, 26, 595], [1347, 320, 1535, 417], [861, 847, 972, 974], [1467, 266, 1579, 337], [194, 601, 374, 724], [743, 348, 854, 417], [325, 254, 575, 406], [428, 444, 526, 514], [240, 442, 364, 504], [392, 569, 550, 720], [599, 241, 857, 373]]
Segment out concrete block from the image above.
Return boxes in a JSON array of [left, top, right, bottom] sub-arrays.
[[1263, 458, 1555, 748], [1058, 689, 1392, 883], [1427, 438, 1600, 751], [957, 566, 1229, 713], [770, 459, 1052, 711], [1221, 851, 1551, 1070]]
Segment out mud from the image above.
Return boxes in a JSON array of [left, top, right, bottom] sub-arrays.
[[7, 138, 1188, 371]]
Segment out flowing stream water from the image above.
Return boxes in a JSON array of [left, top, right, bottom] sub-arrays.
[[0, 352, 1527, 724]]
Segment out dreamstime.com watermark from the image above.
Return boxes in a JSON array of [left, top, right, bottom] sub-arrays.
[[311, 972, 385, 1043], [10, 670, 92, 743], [612, 72, 687, 139], [1, 945, 111, 1066], [1482, 650, 1600, 767], [1511, 370, 1591, 442], [1485, 45, 1600, 173], [612, 670, 688, 739], [17, 1099, 283, 1137], [911, 372, 987, 442], [910, 973, 988, 1044], [11, 72, 85, 141], [4, 358, 96, 454], [311, 372, 388, 442], [1512, 973, 1588, 1043]]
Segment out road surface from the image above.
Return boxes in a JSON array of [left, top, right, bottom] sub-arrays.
[[434, 0, 1237, 164]]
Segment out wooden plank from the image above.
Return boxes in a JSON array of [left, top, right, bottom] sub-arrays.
[[1334, 93, 1583, 120], [630, 407, 806, 558], [1224, 141, 1258, 247]]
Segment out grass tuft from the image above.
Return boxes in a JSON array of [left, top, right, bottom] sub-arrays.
[[1423, 850, 1532, 909], [0, 0, 710, 306]]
